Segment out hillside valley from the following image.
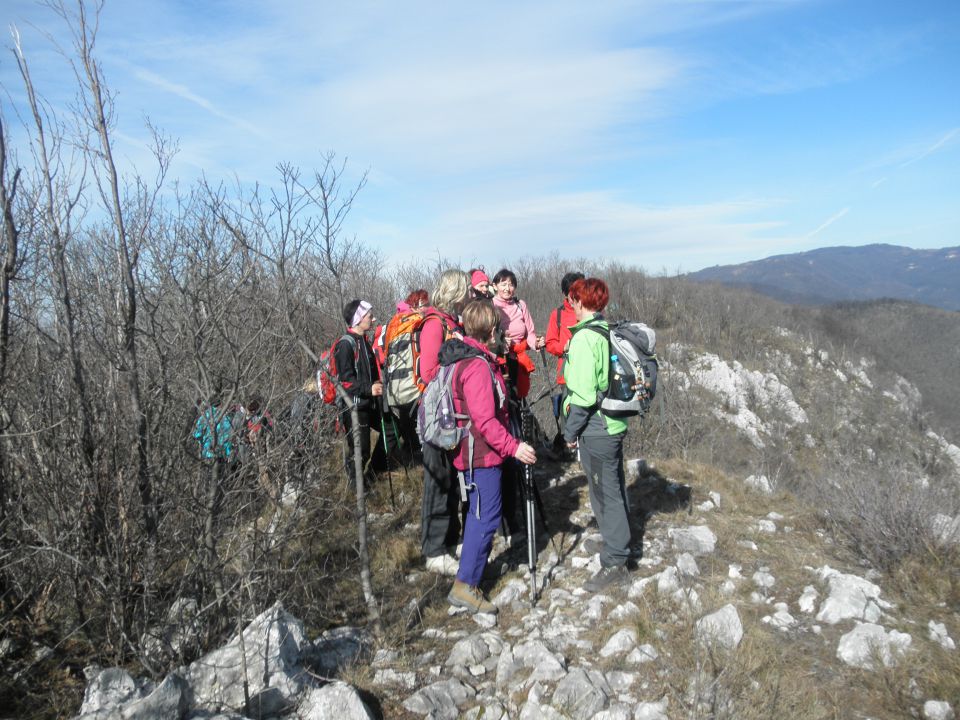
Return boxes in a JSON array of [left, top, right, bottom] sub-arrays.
[[688, 244, 960, 312]]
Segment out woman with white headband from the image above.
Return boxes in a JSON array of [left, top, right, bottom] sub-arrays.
[[335, 299, 383, 486]]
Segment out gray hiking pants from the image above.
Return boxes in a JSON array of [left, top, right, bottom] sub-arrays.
[[580, 430, 630, 568]]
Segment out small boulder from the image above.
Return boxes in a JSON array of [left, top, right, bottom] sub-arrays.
[[923, 700, 955, 720], [836, 623, 912, 669], [744, 474, 773, 494], [297, 682, 374, 720], [668, 526, 716, 556], [695, 605, 743, 651]]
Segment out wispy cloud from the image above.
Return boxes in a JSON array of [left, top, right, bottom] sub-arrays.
[[132, 67, 269, 141], [899, 127, 960, 167], [396, 191, 789, 272], [806, 207, 850, 238]]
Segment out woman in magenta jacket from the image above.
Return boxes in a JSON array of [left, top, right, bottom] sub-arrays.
[[442, 300, 537, 613]]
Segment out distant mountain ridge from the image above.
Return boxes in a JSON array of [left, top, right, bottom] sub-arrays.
[[688, 244, 960, 311]]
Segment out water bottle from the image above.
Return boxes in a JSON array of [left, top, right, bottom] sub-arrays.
[[610, 354, 632, 399], [440, 403, 455, 431]]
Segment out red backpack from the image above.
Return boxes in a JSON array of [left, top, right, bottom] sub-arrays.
[[318, 334, 358, 405]]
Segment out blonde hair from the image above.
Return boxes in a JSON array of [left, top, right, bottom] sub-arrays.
[[462, 300, 499, 341], [303, 374, 319, 393], [431, 269, 470, 315]]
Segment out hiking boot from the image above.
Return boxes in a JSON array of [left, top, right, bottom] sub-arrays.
[[448, 580, 498, 614], [584, 564, 630, 592], [425, 553, 459, 577], [582, 537, 603, 555]]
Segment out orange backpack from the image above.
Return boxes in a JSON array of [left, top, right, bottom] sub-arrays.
[[382, 311, 424, 409], [411, 311, 458, 394]]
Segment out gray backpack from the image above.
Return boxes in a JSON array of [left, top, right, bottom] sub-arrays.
[[578, 320, 658, 418]]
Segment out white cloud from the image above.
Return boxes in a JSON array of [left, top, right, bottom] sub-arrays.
[[392, 191, 790, 272]]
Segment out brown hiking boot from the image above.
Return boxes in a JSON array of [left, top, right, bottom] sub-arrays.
[[447, 580, 498, 614]]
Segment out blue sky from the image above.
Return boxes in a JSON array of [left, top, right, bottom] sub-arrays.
[[1, 0, 957, 273]]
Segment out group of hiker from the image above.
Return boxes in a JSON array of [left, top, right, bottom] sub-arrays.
[[328, 267, 656, 613]]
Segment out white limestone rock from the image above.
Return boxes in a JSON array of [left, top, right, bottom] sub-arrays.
[[752, 570, 775, 590], [923, 700, 955, 720], [928, 621, 956, 651], [695, 605, 743, 651], [797, 586, 819, 614], [744, 474, 773, 494], [464, 702, 508, 720], [719, 580, 737, 597], [296, 682, 375, 720], [676, 553, 700, 577], [79, 667, 146, 717], [762, 603, 796, 631], [600, 629, 638, 658], [519, 681, 566, 720], [609, 601, 641, 622], [403, 678, 477, 719], [628, 573, 660, 599], [604, 671, 637, 694], [513, 639, 567, 683], [815, 567, 892, 625], [755, 519, 777, 534], [626, 644, 658, 665], [372, 668, 416, 690], [584, 594, 613, 622], [657, 567, 681, 596], [634, 697, 670, 720], [492, 578, 527, 607], [184, 603, 314, 718], [552, 667, 609, 720], [836, 623, 912, 669], [668, 526, 716, 556]]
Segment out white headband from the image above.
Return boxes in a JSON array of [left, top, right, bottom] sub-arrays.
[[351, 301, 372, 327]]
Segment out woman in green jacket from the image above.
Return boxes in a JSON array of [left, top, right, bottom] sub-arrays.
[[563, 277, 632, 592]]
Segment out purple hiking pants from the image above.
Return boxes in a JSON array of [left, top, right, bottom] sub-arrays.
[[456, 465, 503, 587]]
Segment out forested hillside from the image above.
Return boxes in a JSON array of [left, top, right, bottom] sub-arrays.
[[689, 244, 960, 311]]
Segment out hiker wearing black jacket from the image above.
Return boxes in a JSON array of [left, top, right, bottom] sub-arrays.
[[336, 299, 384, 485]]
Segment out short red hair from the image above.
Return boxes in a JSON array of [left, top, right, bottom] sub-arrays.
[[568, 278, 609, 312], [405, 289, 429, 307]]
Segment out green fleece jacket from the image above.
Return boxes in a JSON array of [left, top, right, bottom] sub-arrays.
[[562, 315, 628, 439]]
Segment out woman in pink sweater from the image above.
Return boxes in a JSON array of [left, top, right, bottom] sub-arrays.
[[443, 300, 537, 613]]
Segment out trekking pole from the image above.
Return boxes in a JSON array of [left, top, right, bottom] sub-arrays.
[[379, 413, 396, 510], [521, 407, 538, 606]]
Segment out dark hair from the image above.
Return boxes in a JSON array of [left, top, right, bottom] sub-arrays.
[[491, 268, 517, 288], [342, 299, 361, 327], [561, 271, 585, 296], [568, 278, 609, 312], [405, 289, 428, 307]]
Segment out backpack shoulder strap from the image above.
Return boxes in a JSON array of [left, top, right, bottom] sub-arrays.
[[572, 319, 609, 342], [555, 305, 563, 333]]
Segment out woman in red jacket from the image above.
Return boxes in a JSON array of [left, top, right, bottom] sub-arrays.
[[544, 271, 584, 441], [444, 300, 537, 613]]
